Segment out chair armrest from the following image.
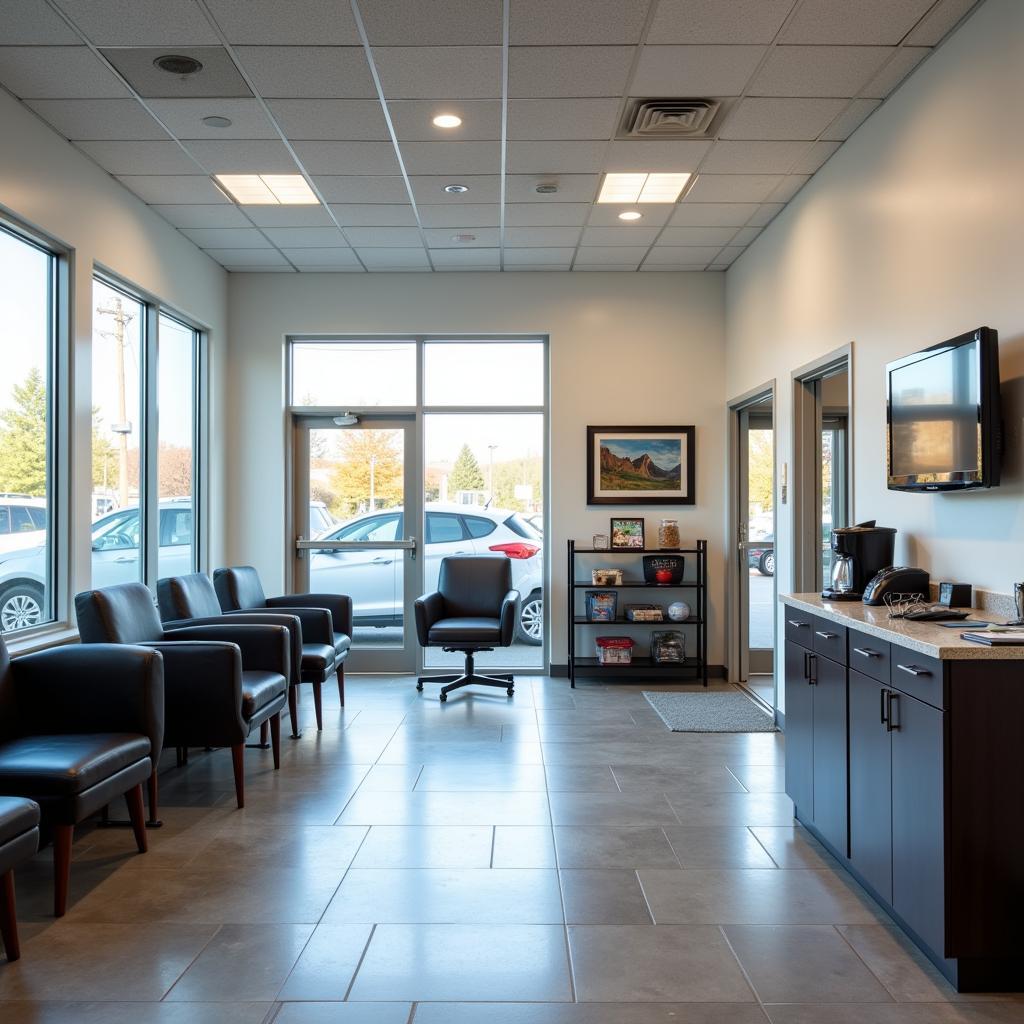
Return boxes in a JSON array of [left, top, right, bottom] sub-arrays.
[[268, 593, 351, 637], [414, 591, 445, 646], [12, 644, 165, 759], [500, 590, 520, 648], [163, 624, 290, 680], [255, 603, 333, 645]]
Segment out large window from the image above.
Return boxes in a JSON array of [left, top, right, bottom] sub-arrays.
[[0, 225, 57, 634]]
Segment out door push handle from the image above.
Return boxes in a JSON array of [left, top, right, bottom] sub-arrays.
[[407, 536, 417, 561], [788, 619, 809, 628], [886, 691, 900, 731], [854, 647, 880, 659], [896, 663, 931, 677], [815, 630, 838, 640]]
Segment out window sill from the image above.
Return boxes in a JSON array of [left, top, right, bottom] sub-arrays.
[[3, 627, 79, 656]]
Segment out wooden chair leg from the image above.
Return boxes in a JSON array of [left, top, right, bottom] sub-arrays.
[[288, 684, 301, 738], [260, 721, 269, 746], [230, 743, 245, 809], [148, 771, 159, 824], [0, 869, 20, 962], [270, 712, 281, 770], [52, 823, 73, 918], [313, 681, 323, 731], [337, 665, 345, 707], [125, 783, 148, 854]]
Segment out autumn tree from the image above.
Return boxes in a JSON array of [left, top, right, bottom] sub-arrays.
[[328, 429, 403, 518], [449, 443, 484, 495], [0, 368, 47, 495], [157, 444, 193, 497], [746, 430, 775, 516]]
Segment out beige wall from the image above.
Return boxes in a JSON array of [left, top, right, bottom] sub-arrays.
[[225, 270, 727, 665], [726, 0, 1024, 678]]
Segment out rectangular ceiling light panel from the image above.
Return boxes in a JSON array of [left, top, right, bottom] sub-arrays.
[[215, 174, 318, 205], [597, 172, 692, 204]]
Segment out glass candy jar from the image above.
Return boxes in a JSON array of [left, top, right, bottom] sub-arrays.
[[658, 519, 680, 550]]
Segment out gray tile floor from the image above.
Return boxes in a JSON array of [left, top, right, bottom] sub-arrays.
[[2, 676, 1022, 1023]]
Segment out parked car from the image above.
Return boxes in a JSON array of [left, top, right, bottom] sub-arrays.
[[748, 535, 775, 577], [310, 502, 544, 645], [0, 495, 47, 555], [309, 500, 337, 538]]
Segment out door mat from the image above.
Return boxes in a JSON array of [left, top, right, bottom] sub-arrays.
[[643, 690, 778, 733]]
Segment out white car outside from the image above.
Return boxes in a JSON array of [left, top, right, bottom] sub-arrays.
[[0, 495, 47, 555]]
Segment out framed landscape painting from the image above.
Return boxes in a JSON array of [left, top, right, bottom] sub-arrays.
[[587, 425, 696, 506]]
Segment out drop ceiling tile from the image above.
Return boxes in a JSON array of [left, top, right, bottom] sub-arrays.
[[51, 0, 218, 45], [701, 141, 809, 173], [638, 263, 707, 271], [282, 247, 362, 267], [291, 141, 400, 175], [372, 46, 501, 99], [730, 225, 763, 245], [203, 0, 361, 44], [181, 227, 272, 248], [389, 100, 502, 142], [204, 247, 289, 266], [418, 205, 499, 228], [510, 0, 649, 44], [603, 140, 711, 172], [116, 174, 228, 204], [645, 245, 721, 264], [234, 46, 376, 98], [184, 138, 298, 173], [0, 46, 128, 99], [506, 174, 598, 203], [422, 228, 500, 247], [148, 99, 279, 139], [344, 227, 423, 247], [503, 248, 575, 265], [720, 97, 847, 141], [151, 204, 251, 228], [509, 47, 634, 98], [578, 264, 642, 271], [685, 173, 784, 202], [820, 98, 881, 140], [670, 202, 757, 226], [507, 264, 572, 271], [505, 226, 582, 247], [401, 141, 501, 175], [100, 46, 252, 99], [313, 176, 409, 202], [580, 225, 661, 246], [907, 0, 979, 45], [781, 0, 935, 45], [356, 247, 430, 268], [0, 1, 81, 44], [575, 246, 650, 264], [790, 140, 841, 174], [429, 248, 501, 267], [659, 225, 738, 245], [587, 204, 674, 227], [766, 176, 809, 202], [267, 99, 389, 141], [410, 174, 501, 204], [329, 204, 419, 227], [746, 203, 786, 227], [244, 205, 335, 227], [707, 264, 730, 271], [750, 46, 892, 97], [359, 0, 501, 44], [862, 48, 930, 98], [507, 98, 620, 141], [632, 45, 766, 95], [26, 98, 168, 140], [263, 226, 348, 247], [505, 203, 591, 227], [648, 0, 794, 44], [714, 245, 747, 265], [76, 140, 198, 174], [507, 141, 607, 174]]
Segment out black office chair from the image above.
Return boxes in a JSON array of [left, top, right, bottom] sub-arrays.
[[414, 556, 520, 702]]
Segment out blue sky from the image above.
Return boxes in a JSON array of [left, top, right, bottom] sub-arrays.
[[603, 437, 681, 471]]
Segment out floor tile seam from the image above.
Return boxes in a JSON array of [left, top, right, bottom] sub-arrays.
[[341, 922, 379, 1002], [745, 826, 783, 869], [157, 921, 225, 1002], [725, 765, 753, 793], [489, 825, 497, 868], [262, 1001, 283, 1024], [657, 826, 686, 868], [334, 715, 409, 817], [831, 921, 909, 1004], [717, 922, 769, 1009], [307, 823, 373, 937]]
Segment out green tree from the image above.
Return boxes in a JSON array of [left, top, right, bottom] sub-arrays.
[[328, 429, 403, 518], [449, 443, 484, 494], [0, 368, 47, 495]]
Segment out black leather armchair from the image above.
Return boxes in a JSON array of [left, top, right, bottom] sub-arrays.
[[0, 637, 162, 916], [75, 582, 289, 810], [414, 556, 520, 702], [0, 797, 40, 960], [157, 572, 321, 739], [214, 565, 351, 719]]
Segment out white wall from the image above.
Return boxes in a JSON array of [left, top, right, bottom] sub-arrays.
[[726, 0, 1024, 649], [0, 90, 229, 622], [225, 271, 727, 665]]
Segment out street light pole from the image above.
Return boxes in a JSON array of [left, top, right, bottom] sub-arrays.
[[369, 454, 376, 511], [487, 444, 498, 504]]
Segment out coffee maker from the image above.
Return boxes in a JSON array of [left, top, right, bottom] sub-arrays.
[[821, 521, 896, 601]]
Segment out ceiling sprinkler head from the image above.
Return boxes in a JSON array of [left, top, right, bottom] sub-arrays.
[[443, 183, 469, 194], [452, 233, 476, 242], [153, 54, 204, 76]]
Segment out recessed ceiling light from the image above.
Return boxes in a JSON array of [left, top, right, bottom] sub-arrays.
[[535, 183, 558, 194], [452, 233, 476, 242], [202, 115, 232, 128], [432, 113, 462, 128], [153, 54, 203, 76], [215, 174, 318, 205], [597, 172, 691, 204], [443, 183, 469, 194], [618, 210, 642, 221]]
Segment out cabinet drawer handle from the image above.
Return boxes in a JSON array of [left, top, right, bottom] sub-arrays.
[[886, 691, 900, 731], [788, 619, 809, 628], [896, 663, 932, 677], [880, 687, 888, 725], [815, 630, 838, 640], [854, 647, 880, 659], [808, 653, 817, 685]]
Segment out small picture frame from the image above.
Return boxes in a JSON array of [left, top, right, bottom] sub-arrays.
[[592, 533, 609, 550], [610, 517, 645, 549]]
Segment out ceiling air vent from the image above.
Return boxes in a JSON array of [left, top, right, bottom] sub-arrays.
[[619, 99, 720, 139]]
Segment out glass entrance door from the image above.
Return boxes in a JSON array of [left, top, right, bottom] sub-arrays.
[[292, 417, 419, 673]]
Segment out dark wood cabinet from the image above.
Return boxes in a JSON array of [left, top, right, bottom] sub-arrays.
[[783, 640, 814, 820], [811, 652, 848, 855]]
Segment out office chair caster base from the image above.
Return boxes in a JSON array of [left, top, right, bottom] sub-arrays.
[[416, 681, 424, 692], [507, 687, 514, 697], [439, 692, 447, 702]]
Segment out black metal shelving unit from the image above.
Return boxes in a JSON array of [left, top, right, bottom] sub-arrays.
[[567, 539, 708, 688]]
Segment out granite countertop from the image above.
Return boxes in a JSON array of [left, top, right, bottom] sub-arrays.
[[780, 592, 1024, 660]]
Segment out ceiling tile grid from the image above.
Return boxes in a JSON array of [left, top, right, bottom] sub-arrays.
[[0, 0, 984, 272]]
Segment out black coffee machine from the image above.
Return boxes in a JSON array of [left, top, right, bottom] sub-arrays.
[[821, 521, 896, 601]]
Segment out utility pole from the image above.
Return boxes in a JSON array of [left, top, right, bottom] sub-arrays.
[[95, 294, 135, 509], [369, 453, 376, 511], [488, 444, 499, 504]]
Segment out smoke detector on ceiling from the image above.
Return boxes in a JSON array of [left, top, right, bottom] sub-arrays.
[[619, 99, 721, 139], [153, 54, 204, 76]]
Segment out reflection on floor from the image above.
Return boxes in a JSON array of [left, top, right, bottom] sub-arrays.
[[745, 673, 775, 709], [2, 676, 1021, 1022]]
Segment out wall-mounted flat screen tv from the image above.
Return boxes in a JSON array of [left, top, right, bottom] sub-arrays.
[[886, 326, 1001, 491]]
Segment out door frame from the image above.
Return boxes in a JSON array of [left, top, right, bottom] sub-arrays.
[[727, 379, 777, 692]]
